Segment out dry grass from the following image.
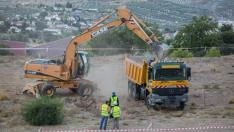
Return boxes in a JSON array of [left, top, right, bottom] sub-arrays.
[[65, 107, 81, 116], [190, 102, 197, 109], [2, 112, 9, 118], [222, 109, 234, 117], [10, 106, 21, 114], [122, 122, 129, 126], [203, 110, 223, 118], [212, 84, 220, 89], [95, 121, 99, 125], [0, 94, 9, 101]]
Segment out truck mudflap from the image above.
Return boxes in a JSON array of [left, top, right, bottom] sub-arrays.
[[146, 93, 188, 108]]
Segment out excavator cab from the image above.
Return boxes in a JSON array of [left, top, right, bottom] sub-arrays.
[[72, 51, 89, 78]]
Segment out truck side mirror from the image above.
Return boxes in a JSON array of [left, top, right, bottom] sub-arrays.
[[187, 67, 191, 80]]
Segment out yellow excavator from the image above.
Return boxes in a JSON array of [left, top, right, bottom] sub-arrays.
[[23, 7, 166, 97]]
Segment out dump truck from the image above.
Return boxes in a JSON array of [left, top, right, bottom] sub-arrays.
[[125, 56, 191, 110]]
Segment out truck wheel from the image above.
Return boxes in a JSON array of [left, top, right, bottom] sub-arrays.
[[41, 85, 55, 97], [153, 104, 161, 111], [78, 84, 94, 97], [178, 102, 185, 110], [132, 84, 140, 100], [69, 88, 78, 93]]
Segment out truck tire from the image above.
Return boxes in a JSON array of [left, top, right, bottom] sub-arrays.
[[178, 102, 185, 110], [41, 84, 55, 97], [153, 104, 161, 111], [78, 83, 94, 97], [69, 88, 78, 93], [132, 84, 140, 100]]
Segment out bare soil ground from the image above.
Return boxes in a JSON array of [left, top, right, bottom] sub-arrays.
[[0, 55, 234, 131]]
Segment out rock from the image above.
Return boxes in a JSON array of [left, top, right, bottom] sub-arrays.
[[171, 111, 184, 117], [228, 97, 234, 104]]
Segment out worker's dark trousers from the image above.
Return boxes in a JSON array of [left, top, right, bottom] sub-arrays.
[[113, 117, 120, 129], [100, 116, 108, 130]]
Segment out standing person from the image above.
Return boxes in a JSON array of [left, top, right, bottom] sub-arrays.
[[109, 92, 119, 107], [112, 105, 121, 129], [99, 100, 110, 130]]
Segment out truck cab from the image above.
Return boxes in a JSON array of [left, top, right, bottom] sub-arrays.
[[147, 61, 191, 109]]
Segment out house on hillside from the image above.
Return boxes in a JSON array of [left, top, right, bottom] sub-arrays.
[[43, 28, 62, 35], [218, 20, 234, 28], [8, 26, 21, 33], [25, 27, 36, 32]]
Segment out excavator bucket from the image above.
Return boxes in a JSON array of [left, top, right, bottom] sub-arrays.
[[22, 82, 42, 98], [151, 42, 169, 60]]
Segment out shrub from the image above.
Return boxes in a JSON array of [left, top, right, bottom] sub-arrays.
[[170, 49, 193, 58], [22, 96, 64, 126], [205, 47, 221, 57]]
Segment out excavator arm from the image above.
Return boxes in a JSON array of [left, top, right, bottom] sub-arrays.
[[65, 7, 159, 73]]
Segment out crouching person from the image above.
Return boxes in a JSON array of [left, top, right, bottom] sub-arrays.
[[112, 105, 121, 129]]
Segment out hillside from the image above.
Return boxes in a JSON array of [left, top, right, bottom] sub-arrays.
[[0, 0, 233, 30]]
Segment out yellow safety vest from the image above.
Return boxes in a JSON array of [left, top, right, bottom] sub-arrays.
[[112, 106, 120, 118], [110, 96, 118, 106], [101, 104, 109, 117]]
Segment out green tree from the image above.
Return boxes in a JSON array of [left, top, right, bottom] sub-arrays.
[[221, 31, 234, 44], [220, 24, 233, 32], [35, 21, 48, 30], [205, 47, 221, 57], [10, 33, 29, 42], [173, 16, 221, 48], [0, 15, 5, 21], [220, 24, 234, 44], [22, 96, 64, 126], [39, 11, 48, 19], [0, 20, 10, 33], [170, 49, 193, 58], [66, 2, 72, 8], [172, 16, 222, 56]]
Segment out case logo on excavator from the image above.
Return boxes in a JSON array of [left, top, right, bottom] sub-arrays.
[[91, 27, 108, 37]]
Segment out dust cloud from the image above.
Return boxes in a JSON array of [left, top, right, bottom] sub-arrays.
[[86, 55, 128, 99]]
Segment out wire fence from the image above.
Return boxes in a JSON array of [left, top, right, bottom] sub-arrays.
[[0, 46, 234, 58]]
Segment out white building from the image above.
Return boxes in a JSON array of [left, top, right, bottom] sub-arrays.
[[9, 26, 21, 33], [218, 20, 234, 27], [26, 27, 36, 32], [43, 28, 62, 35]]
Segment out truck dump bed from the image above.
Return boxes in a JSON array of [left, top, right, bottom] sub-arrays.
[[124, 56, 148, 85]]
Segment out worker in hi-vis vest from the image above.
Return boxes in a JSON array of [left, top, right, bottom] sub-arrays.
[[99, 100, 110, 130], [111, 105, 121, 129], [109, 92, 119, 107]]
